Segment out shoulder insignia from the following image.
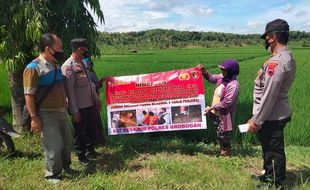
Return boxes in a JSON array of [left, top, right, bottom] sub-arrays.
[[65, 66, 73, 78], [266, 62, 278, 77]]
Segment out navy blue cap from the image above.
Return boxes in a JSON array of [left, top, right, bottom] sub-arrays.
[[261, 19, 289, 39]]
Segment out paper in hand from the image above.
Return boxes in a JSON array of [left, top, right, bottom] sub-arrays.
[[238, 124, 249, 133]]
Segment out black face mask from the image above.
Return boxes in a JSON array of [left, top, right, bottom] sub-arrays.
[[264, 39, 271, 50], [81, 50, 90, 58], [50, 48, 65, 61]]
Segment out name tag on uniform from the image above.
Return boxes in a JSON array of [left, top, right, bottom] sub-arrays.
[[79, 73, 87, 78]]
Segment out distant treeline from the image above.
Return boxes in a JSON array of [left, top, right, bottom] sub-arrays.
[[97, 29, 310, 50]]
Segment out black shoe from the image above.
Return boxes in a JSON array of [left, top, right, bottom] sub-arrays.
[[251, 174, 271, 183], [64, 167, 79, 175], [275, 181, 284, 190], [253, 175, 284, 189], [78, 155, 90, 165], [255, 182, 272, 189], [86, 150, 100, 159]]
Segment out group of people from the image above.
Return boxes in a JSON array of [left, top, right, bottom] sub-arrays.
[[200, 19, 296, 188], [23, 34, 105, 183], [21, 18, 295, 188], [141, 108, 170, 126]]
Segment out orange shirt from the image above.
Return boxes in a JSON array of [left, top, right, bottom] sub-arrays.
[[149, 115, 158, 125]]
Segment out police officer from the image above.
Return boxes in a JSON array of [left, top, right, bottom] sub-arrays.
[[248, 19, 296, 188], [61, 38, 101, 164]]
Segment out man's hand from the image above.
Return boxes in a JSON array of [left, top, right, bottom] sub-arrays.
[[203, 106, 213, 116], [31, 116, 42, 133], [95, 99, 102, 111], [247, 119, 261, 133], [0, 109, 5, 118], [72, 113, 81, 123], [99, 76, 109, 86]]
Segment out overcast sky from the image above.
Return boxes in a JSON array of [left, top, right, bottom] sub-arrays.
[[94, 0, 310, 34]]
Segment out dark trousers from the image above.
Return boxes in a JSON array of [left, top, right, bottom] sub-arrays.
[[73, 106, 97, 157], [258, 118, 289, 184]]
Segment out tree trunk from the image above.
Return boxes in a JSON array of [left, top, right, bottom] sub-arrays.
[[8, 71, 25, 133]]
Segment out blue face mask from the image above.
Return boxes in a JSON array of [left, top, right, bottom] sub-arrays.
[[83, 57, 93, 68]]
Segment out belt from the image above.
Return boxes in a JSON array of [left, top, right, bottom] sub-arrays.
[[265, 116, 291, 125], [39, 107, 66, 112]]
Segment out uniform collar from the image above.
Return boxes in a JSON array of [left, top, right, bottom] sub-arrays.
[[39, 54, 55, 67], [70, 55, 84, 65], [274, 46, 289, 55]]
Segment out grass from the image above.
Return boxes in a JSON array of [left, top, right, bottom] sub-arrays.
[[0, 134, 309, 190], [0, 45, 310, 189], [92, 46, 310, 145]]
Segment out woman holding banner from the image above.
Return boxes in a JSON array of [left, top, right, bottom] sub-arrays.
[[197, 59, 240, 157]]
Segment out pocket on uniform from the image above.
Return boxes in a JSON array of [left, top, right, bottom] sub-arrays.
[[76, 74, 88, 87]]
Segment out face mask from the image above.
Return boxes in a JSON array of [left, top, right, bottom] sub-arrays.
[[81, 50, 90, 58], [267, 46, 272, 53], [264, 39, 271, 50], [50, 47, 65, 61]]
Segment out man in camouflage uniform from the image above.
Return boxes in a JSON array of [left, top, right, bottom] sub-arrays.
[[248, 19, 296, 188]]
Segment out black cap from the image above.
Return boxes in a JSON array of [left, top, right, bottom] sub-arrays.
[[261, 19, 289, 39], [71, 38, 89, 50]]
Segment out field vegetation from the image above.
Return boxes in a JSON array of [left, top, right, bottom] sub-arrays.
[[0, 45, 309, 189]]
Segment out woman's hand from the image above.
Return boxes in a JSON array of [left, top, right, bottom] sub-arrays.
[[203, 106, 213, 116], [196, 64, 207, 75]]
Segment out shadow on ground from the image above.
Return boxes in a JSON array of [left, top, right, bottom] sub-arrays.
[[82, 134, 261, 176], [4, 150, 42, 160], [284, 168, 310, 189]]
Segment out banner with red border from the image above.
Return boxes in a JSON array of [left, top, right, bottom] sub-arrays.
[[106, 67, 207, 135]]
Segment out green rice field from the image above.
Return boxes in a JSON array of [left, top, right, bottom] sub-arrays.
[[93, 46, 310, 145], [0, 46, 309, 189]]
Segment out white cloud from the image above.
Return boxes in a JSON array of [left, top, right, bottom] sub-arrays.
[[98, 0, 214, 32], [282, 3, 294, 13], [143, 11, 170, 19], [148, 1, 186, 11], [247, 21, 264, 29], [174, 6, 214, 17], [96, 0, 310, 33], [295, 11, 307, 17], [240, 1, 310, 34]]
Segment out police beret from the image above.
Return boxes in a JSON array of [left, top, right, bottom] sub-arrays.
[[71, 38, 89, 49], [261, 19, 289, 39]]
